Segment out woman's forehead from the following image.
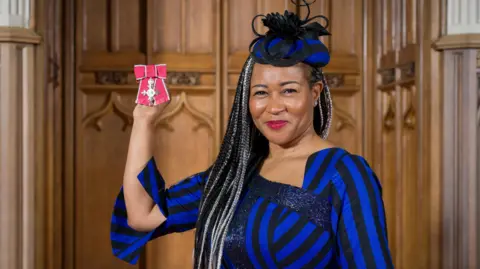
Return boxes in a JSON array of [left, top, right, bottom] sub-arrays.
[[251, 63, 307, 82]]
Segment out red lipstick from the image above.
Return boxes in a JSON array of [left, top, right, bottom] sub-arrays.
[[266, 120, 287, 130]]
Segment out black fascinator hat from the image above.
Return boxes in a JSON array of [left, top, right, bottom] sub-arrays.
[[249, 0, 330, 68]]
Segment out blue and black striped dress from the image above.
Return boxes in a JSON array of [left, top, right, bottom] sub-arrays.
[[111, 148, 394, 268]]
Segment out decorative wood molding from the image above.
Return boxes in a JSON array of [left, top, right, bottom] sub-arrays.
[[383, 93, 396, 131], [154, 91, 214, 132], [402, 86, 416, 130], [0, 26, 41, 44], [0, 42, 36, 269], [403, 104, 416, 130], [433, 34, 480, 50], [400, 62, 415, 80], [81, 84, 215, 93], [324, 74, 345, 88], [81, 92, 133, 131], [332, 103, 356, 132], [94, 71, 128, 85], [166, 72, 200, 86], [380, 68, 395, 86], [92, 71, 201, 86], [442, 49, 479, 269]]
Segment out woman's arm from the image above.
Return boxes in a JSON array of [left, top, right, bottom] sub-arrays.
[[334, 154, 394, 269], [110, 104, 210, 264], [111, 158, 209, 264], [122, 120, 165, 231]]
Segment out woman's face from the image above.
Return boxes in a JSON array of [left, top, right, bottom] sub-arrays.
[[249, 63, 323, 146]]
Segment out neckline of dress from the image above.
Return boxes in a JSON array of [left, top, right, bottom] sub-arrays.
[[254, 147, 345, 191]]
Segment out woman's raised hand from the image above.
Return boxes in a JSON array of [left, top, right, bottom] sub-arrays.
[[132, 101, 170, 125]]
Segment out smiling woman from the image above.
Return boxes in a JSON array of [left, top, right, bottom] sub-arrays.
[[110, 0, 394, 268]]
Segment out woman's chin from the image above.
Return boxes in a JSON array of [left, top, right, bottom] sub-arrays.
[[263, 132, 295, 147]]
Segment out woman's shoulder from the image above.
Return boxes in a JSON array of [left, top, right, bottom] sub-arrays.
[[305, 147, 379, 191]]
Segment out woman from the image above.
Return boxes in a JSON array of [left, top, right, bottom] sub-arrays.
[[111, 1, 393, 268]]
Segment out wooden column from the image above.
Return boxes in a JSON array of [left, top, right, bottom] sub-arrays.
[[434, 0, 480, 267], [0, 0, 41, 268]]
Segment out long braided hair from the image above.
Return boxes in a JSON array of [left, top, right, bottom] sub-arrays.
[[193, 2, 332, 268]]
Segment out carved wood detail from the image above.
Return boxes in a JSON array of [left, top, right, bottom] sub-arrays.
[[332, 103, 356, 131], [380, 68, 395, 85], [403, 89, 416, 130], [81, 90, 215, 134], [400, 62, 415, 80], [154, 91, 214, 133], [93, 71, 201, 86], [94, 71, 128, 85], [403, 104, 416, 130], [82, 92, 133, 131], [383, 93, 396, 131], [166, 72, 200, 86], [325, 74, 345, 88]]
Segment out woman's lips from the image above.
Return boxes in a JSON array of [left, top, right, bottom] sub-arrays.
[[266, 120, 287, 130]]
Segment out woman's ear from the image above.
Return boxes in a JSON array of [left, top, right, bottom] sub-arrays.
[[311, 81, 324, 104]]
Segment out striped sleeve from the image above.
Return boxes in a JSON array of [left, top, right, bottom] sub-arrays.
[[110, 157, 208, 264], [334, 154, 394, 269]]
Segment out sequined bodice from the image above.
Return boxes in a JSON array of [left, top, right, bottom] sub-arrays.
[[223, 175, 336, 268]]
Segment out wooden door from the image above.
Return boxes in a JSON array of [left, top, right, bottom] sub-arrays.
[[368, 0, 441, 268], [60, 0, 370, 269]]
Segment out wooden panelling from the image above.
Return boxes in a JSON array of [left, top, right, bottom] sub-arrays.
[[374, 0, 419, 266], [440, 49, 480, 269], [72, 0, 220, 268], [370, 0, 442, 268]]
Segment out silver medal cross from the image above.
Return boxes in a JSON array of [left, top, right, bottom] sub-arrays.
[[141, 78, 158, 105]]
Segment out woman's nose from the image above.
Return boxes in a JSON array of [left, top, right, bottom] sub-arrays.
[[266, 97, 286, 115]]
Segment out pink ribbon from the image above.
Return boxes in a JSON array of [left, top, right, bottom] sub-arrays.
[[134, 64, 170, 106]]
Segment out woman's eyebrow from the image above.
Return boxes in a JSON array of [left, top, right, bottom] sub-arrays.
[[252, 81, 300, 88], [252, 84, 268, 88], [279, 81, 300, 86]]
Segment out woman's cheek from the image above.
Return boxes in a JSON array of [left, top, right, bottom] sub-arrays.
[[249, 98, 268, 118], [284, 98, 307, 114]]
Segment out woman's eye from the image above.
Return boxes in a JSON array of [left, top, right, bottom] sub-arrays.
[[253, 90, 267, 96], [283, 88, 298, 94]]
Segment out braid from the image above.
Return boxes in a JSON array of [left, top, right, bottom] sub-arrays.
[[309, 66, 333, 139], [194, 57, 255, 269]]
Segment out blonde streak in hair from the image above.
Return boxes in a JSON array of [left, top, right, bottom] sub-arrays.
[[201, 169, 233, 267], [210, 171, 236, 250], [197, 159, 234, 267], [214, 58, 254, 268], [320, 76, 332, 139]]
